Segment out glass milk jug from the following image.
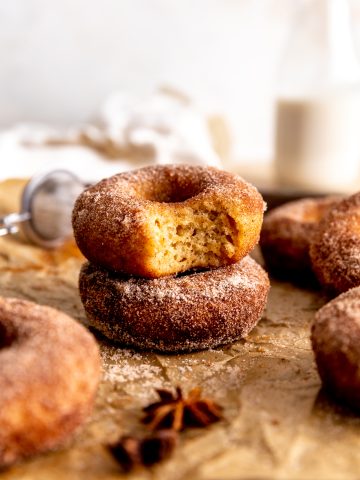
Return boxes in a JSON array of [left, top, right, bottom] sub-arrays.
[[274, 0, 360, 191]]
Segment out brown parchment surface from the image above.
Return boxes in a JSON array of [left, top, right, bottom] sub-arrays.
[[0, 179, 360, 480]]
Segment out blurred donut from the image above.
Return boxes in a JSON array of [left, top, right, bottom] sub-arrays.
[[310, 192, 360, 294], [0, 297, 100, 467], [260, 196, 341, 281], [311, 286, 360, 410]]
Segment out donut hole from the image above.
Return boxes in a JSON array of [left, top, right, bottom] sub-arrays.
[[302, 203, 330, 223], [135, 173, 205, 204], [0, 322, 17, 349], [152, 208, 239, 273]]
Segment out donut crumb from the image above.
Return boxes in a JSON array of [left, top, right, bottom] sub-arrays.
[[151, 208, 238, 272]]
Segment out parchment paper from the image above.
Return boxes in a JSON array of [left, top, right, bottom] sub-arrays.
[[0, 179, 360, 480]]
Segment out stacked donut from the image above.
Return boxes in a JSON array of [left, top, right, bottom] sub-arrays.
[[259, 192, 360, 410], [72, 165, 270, 353]]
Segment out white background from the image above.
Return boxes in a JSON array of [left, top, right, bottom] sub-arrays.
[[0, 0, 360, 161]]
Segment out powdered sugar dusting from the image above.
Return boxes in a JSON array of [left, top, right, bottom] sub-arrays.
[[108, 256, 261, 305], [101, 346, 171, 400]]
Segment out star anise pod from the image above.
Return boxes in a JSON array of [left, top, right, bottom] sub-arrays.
[[142, 387, 223, 432], [107, 429, 177, 472]]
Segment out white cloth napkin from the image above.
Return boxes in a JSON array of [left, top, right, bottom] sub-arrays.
[[0, 89, 222, 183]]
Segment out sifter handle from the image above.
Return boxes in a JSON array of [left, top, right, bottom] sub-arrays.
[[0, 212, 31, 237]]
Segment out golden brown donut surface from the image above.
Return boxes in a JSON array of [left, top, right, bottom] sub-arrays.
[[309, 192, 360, 294], [79, 256, 270, 353], [260, 196, 341, 281], [311, 286, 360, 410], [0, 297, 101, 468], [72, 165, 265, 278]]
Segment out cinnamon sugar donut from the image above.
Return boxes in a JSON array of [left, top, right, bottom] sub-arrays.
[[0, 297, 100, 467], [311, 287, 360, 410], [72, 165, 265, 278], [79, 256, 270, 353], [310, 192, 360, 294], [260, 196, 341, 281]]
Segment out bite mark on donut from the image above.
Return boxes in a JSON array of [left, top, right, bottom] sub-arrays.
[[72, 165, 265, 278], [151, 208, 239, 273]]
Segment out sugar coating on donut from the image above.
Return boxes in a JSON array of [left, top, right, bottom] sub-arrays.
[[0, 297, 100, 467], [309, 192, 360, 294], [72, 165, 265, 278], [79, 255, 270, 352], [311, 286, 360, 409], [260, 196, 341, 279]]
